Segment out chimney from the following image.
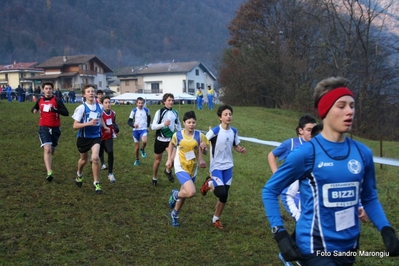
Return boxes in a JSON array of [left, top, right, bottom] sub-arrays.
[[63, 56, 67, 62], [13, 60, 16, 65]]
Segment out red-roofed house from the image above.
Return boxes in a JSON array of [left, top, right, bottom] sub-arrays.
[[28, 55, 113, 90], [0, 61, 43, 89]]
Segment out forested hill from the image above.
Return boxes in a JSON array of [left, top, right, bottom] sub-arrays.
[[0, 0, 245, 70]]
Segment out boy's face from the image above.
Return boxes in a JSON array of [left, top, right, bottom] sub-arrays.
[[103, 99, 111, 110], [83, 87, 96, 101], [325, 95, 355, 133], [183, 118, 196, 132], [164, 97, 174, 108], [299, 123, 316, 141], [42, 85, 53, 97], [219, 109, 232, 125], [136, 100, 144, 109], [97, 93, 104, 101]]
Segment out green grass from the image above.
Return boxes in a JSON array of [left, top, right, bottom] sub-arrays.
[[1, 101, 398, 265]]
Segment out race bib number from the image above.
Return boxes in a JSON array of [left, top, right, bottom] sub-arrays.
[[185, 150, 195, 161], [43, 104, 51, 112], [335, 207, 355, 231]]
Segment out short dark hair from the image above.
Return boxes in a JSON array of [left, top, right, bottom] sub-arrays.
[[162, 93, 174, 102], [42, 82, 54, 89], [183, 111, 196, 122], [97, 89, 104, 94], [217, 104, 233, 117], [136, 97, 145, 103], [82, 84, 95, 94], [298, 114, 316, 129], [101, 95, 110, 103], [311, 123, 323, 138]]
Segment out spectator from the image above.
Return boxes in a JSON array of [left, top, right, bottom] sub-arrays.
[[16, 85, 25, 102], [55, 87, 63, 101], [5, 84, 12, 102], [196, 87, 203, 110], [207, 86, 215, 110], [68, 88, 76, 104]]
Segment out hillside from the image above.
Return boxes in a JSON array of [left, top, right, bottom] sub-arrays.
[[0, 0, 245, 70], [1, 0, 398, 73]]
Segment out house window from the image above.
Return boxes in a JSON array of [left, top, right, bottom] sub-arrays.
[[99, 81, 102, 87], [151, 83, 160, 93], [125, 80, 129, 86], [195, 69, 199, 76]]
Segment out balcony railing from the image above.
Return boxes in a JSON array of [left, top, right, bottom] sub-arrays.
[[78, 70, 97, 76]]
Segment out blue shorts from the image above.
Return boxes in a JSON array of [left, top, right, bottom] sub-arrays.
[[38, 126, 61, 148], [176, 171, 196, 185], [211, 168, 233, 187], [133, 130, 148, 142]]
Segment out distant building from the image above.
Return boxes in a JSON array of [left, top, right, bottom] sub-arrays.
[[0, 61, 43, 89], [115, 61, 216, 97], [106, 75, 121, 95], [27, 54, 113, 90]]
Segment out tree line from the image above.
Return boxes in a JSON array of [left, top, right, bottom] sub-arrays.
[[218, 0, 399, 140]]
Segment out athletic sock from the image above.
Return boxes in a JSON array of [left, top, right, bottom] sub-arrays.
[[212, 216, 219, 223]]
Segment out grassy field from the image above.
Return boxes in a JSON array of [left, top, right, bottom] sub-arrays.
[[1, 101, 399, 265]]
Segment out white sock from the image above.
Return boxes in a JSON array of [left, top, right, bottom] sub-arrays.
[[212, 216, 219, 223], [93, 181, 99, 186], [152, 177, 158, 180]]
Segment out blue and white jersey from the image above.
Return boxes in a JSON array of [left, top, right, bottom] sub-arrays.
[[272, 137, 303, 161], [262, 134, 390, 255], [206, 125, 239, 172], [129, 107, 150, 131], [72, 102, 102, 138], [272, 137, 304, 220]]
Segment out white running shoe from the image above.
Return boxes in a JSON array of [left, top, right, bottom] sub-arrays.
[[101, 164, 107, 170], [108, 173, 116, 183]]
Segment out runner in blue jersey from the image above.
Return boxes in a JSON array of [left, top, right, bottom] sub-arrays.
[[72, 85, 110, 194], [262, 77, 399, 265], [268, 114, 316, 221], [268, 114, 316, 266]]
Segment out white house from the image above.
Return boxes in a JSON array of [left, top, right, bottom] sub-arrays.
[[115, 61, 216, 98]]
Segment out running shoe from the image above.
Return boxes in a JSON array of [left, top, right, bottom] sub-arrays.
[[141, 149, 147, 158], [152, 178, 158, 186], [75, 172, 83, 188], [108, 173, 116, 183], [168, 189, 179, 209], [101, 164, 107, 170], [200, 176, 212, 196], [278, 253, 293, 266], [134, 159, 140, 166], [46, 171, 53, 182], [164, 169, 174, 182], [95, 183, 103, 194], [213, 220, 225, 230], [170, 211, 180, 227]]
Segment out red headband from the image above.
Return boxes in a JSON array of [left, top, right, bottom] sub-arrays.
[[317, 87, 354, 119]]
